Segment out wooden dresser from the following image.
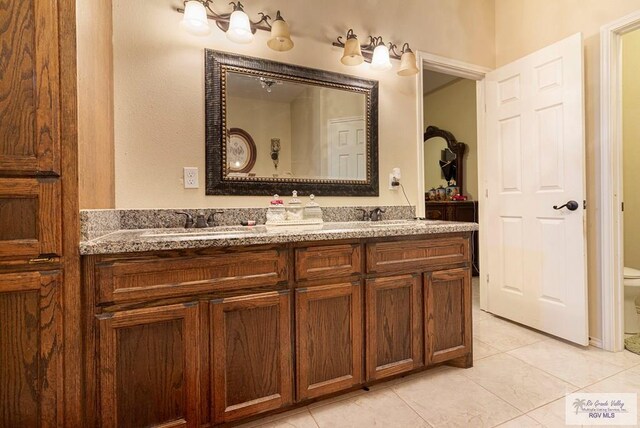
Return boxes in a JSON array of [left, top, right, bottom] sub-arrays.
[[425, 200, 479, 276]]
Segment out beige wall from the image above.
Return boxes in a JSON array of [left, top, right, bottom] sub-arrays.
[[112, 0, 495, 208], [228, 96, 292, 177], [623, 29, 640, 269], [423, 79, 478, 199], [495, 0, 640, 343]]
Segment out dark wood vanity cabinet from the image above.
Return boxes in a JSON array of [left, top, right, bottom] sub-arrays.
[[365, 275, 423, 381], [425, 268, 472, 365], [295, 281, 363, 400], [83, 234, 473, 426], [210, 291, 292, 424], [97, 303, 201, 428]]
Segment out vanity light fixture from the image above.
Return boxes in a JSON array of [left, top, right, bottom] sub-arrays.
[[333, 30, 419, 76], [177, 1, 294, 51]]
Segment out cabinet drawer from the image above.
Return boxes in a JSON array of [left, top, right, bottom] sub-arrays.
[[366, 237, 469, 274], [96, 249, 288, 304], [0, 178, 61, 260], [295, 244, 361, 281]]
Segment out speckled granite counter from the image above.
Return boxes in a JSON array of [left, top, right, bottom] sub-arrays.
[[80, 220, 478, 255]]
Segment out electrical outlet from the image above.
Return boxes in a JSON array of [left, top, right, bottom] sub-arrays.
[[389, 167, 401, 190], [183, 167, 199, 189]]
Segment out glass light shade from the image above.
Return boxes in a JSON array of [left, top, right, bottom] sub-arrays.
[[226, 9, 253, 44], [397, 50, 419, 76], [341, 37, 364, 66], [267, 17, 294, 51], [180, 1, 211, 36], [370, 44, 392, 71]]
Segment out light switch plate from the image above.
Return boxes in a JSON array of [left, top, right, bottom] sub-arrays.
[[183, 167, 199, 189]]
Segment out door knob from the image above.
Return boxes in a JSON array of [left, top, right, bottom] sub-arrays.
[[553, 200, 579, 211]]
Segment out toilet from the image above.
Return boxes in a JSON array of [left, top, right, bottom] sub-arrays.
[[624, 267, 640, 334]]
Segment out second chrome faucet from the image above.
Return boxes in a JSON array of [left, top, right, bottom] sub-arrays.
[[176, 211, 224, 228]]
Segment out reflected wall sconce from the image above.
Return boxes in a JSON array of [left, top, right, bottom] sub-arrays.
[[270, 138, 281, 170], [333, 29, 418, 76], [178, 1, 294, 51]]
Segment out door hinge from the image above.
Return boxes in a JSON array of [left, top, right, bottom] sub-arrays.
[[622, 202, 625, 212], [486, 273, 490, 283], [583, 200, 587, 209], [485, 189, 489, 198]]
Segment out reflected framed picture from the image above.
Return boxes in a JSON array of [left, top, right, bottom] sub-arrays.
[[227, 128, 257, 173]]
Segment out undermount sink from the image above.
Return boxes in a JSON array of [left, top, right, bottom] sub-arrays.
[[367, 220, 420, 227], [141, 228, 260, 238]]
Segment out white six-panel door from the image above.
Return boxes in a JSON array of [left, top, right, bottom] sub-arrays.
[[328, 117, 366, 180], [485, 33, 588, 345]]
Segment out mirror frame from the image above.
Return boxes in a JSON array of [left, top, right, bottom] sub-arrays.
[[423, 125, 467, 196], [205, 50, 379, 196]]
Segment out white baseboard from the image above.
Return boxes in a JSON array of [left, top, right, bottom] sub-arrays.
[[589, 337, 603, 349]]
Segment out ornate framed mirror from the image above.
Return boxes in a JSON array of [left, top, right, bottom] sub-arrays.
[[423, 125, 467, 195], [205, 50, 379, 196]]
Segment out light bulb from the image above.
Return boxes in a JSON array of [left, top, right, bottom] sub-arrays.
[[180, 1, 211, 36], [227, 8, 253, 44], [370, 44, 392, 71]]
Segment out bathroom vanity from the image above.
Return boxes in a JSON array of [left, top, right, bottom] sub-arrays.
[[80, 220, 476, 427]]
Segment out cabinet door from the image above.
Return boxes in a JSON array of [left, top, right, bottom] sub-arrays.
[[0, 178, 61, 260], [0, 0, 60, 175], [424, 268, 472, 365], [296, 282, 362, 400], [0, 270, 62, 427], [98, 303, 200, 428], [210, 291, 292, 424], [366, 275, 422, 381]]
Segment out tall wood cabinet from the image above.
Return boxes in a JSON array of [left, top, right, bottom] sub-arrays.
[[0, 0, 80, 425]]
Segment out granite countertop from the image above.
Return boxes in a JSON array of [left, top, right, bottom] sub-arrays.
[[79, 220, 478, 255]]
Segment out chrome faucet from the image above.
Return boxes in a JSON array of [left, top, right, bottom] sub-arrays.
[[370, 207, 386, 222], [356, 207, 386, 222], [176, 211, 224, 228]]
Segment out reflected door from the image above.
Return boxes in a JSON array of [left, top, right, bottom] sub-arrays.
[[484, 33, 587, 345], [328, 118, 366, 180]]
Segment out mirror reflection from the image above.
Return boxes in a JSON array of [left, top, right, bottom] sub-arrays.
[[423, 126, 466, 200], [424, 136, 457, 189], [226, 71, 368, 181]]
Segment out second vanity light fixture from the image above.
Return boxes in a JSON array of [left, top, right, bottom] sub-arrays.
[[179, 1, 294, 51], [333, 29, 419, 76]]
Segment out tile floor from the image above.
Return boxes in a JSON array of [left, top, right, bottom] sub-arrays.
[[239, 279, 640, 428]]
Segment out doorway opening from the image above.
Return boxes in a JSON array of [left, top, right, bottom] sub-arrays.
[[620, 28, 640, 346], [415, 52, 489, 310], [422, 70, 480, 276], [600, 10, 640, 352]]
